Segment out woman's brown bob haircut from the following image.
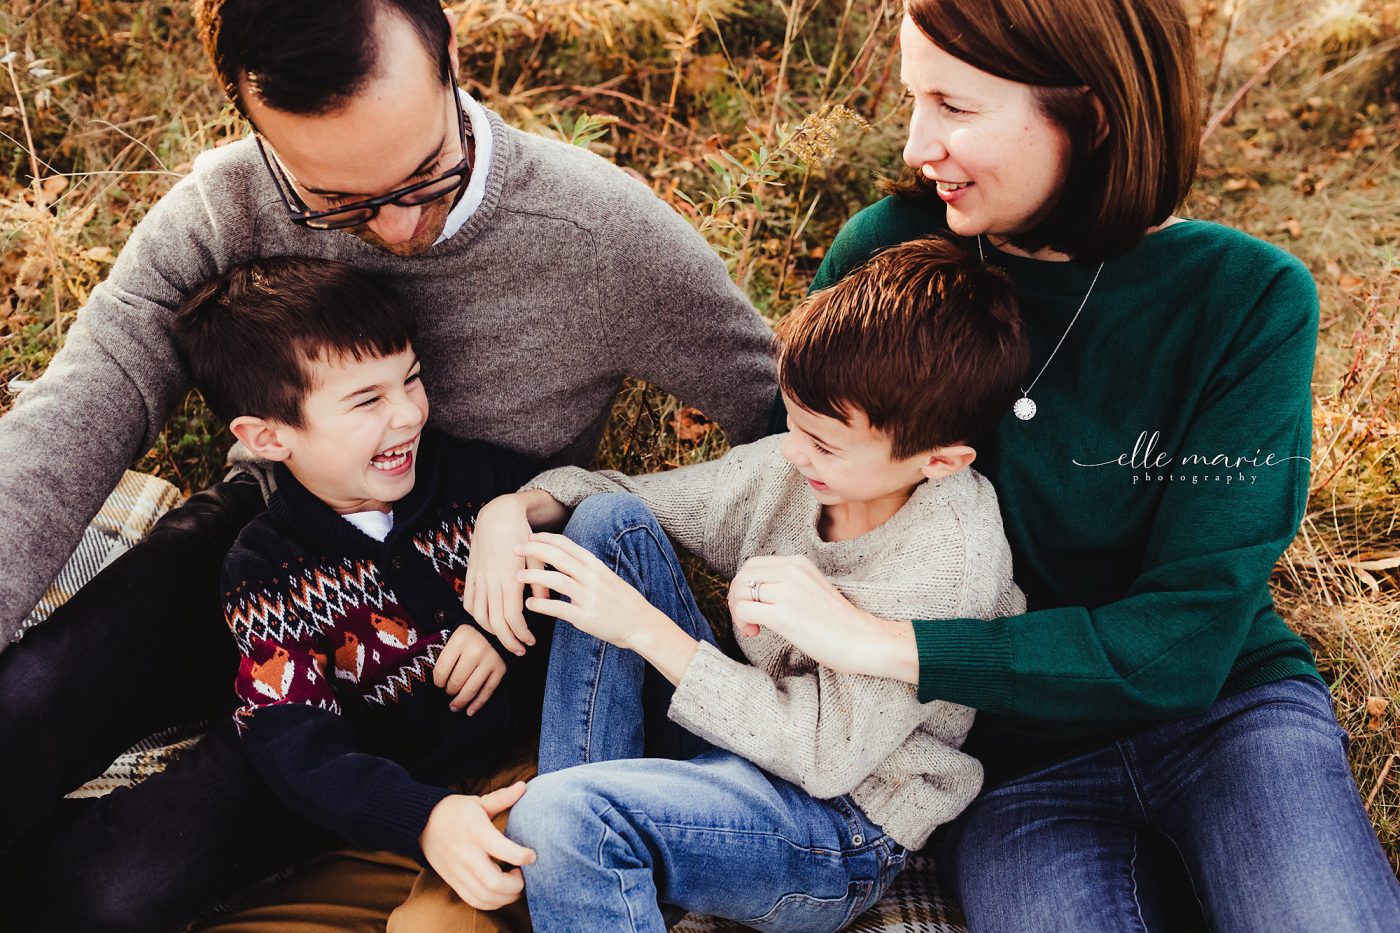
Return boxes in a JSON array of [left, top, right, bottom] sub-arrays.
[[778, 237, 1028, 456], [894, 0, 1200, 261]]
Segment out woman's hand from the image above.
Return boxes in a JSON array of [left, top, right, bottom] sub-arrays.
[[729, 555, 919, 685], [463, 493, 552, 656]]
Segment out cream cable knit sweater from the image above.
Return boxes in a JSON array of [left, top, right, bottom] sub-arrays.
[[524, 435, 1026, 848]]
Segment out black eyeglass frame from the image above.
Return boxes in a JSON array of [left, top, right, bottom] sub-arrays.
[[255, 88, 472, 231]]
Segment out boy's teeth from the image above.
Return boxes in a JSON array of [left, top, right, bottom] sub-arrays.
[[370, 438, 416, 470], [371, 453, 408, 471], [937, 180, 970, 191]]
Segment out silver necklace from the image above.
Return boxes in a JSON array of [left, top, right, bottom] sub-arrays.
[[978, 235, 1105, 421]]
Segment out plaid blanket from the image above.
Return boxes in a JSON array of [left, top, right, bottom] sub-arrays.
[[26, 471, 969, 931]]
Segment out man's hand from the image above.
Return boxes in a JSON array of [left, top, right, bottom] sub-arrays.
[[433, 625, 506, 714], [419, 785, 536, 910]]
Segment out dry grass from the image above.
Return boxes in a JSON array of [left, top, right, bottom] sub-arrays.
[[1, 0, 1397, 872]]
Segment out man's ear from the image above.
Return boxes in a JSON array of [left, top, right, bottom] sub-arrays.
[[920, 444, 976, 481], [230, 416, 293, 462], [444, 8, 461, 81]]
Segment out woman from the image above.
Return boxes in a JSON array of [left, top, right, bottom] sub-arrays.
[[730, 0, 1400, 929]]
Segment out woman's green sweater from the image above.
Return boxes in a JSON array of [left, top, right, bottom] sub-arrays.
[[813, 197, 1322, 780]]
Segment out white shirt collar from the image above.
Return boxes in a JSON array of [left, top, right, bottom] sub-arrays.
[[434, 89, 494, 246]]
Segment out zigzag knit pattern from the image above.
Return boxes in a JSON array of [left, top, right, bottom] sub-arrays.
[[412, 515, 474, 580], [225, 519, 467, 726]]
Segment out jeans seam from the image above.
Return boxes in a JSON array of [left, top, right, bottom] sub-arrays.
[[1115, 739, 1153, 825], [593, 805, 646, 933], [581, 636, 609, 763], [609, 521, 707, 637], [1158, 831, 1210, 925], [1129, 832, 1149, 932]]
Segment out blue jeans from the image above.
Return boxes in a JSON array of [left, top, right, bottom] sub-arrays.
[[509, 493, 907, 932], [944, 675, 1400, 932]]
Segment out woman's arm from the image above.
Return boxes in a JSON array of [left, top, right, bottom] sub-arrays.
[[747, 266, 1318, 721]]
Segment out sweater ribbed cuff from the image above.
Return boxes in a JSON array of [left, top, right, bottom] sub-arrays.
[[365, 778, 455, 862], [914, 617, 1013, 711]]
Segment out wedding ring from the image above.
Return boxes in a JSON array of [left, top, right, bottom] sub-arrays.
[[749, 580, 764, 603]]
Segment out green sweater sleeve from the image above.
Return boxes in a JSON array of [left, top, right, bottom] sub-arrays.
[[914, 263, 1319, 719]]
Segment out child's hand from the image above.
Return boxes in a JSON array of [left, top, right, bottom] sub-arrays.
[[419, 785, 536, 910], [515, 532, 668, 650], [433, 625, 506, 714], [463, 494, 544, 656]]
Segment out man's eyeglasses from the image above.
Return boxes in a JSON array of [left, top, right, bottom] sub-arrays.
[[256, 89, 472, 231]]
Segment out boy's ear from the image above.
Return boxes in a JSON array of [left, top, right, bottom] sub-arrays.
[[919, 444, 976, 481], [230, 416, 293, 463]]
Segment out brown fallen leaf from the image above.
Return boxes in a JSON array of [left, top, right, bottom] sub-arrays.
[[1366, 696, 1389, 732], [1346, 126, 1377, 151], [39, 175, 68, 199], [1277, 218, 1303, 238], [673, 407, 713, 443]]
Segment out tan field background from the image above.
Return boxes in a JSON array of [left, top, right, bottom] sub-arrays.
[[2, 0, 1397, 873]]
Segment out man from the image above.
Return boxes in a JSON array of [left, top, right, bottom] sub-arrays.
[[0, 1, 776, 929]]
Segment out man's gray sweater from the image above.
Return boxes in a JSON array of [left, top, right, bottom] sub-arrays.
[[0, 107, 777, 649]]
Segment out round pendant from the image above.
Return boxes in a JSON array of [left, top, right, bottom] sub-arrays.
[[1013, 396, 1037, 421]]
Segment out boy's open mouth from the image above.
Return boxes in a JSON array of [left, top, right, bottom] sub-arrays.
[[370, 437, 417, 473]]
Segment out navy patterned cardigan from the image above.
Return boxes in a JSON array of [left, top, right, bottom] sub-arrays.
[[221, 429, 542, 860]]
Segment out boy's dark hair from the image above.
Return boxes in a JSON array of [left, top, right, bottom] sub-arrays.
[[172, 256, 418, 427], [194, 0, 453, 116], [777, 237, 1028, 456]]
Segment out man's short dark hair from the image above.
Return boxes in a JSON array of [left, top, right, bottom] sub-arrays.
[[194, 0, 453, 116], [172, 257, 418, 427], [777, 236, 1028, 455]]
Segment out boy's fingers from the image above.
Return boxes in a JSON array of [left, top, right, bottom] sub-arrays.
[[432, 642, 459, 688], [465, 667, 504, 715], [516, 568, 575, 596], [524, 596, 575, 622], [526, 555, 549, 600], [469, 587, 489, 632], [529, 531, 603, 565], [478, 780, 529, 815], [506, 612, 535, 649], [485, 595, 526, 655], [518, 535, 591, 577], [451, 661, 493, 711], [479, 824, 537, 867], [451, 869, 502, 912], [501, 580, 535, 648], [467, 847, 527, 894]]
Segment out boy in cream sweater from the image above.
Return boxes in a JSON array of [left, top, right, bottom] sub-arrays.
[[467, 236, 1029, 931]]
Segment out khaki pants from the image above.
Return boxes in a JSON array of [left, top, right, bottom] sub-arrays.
[[196, 748, 536, 933]]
